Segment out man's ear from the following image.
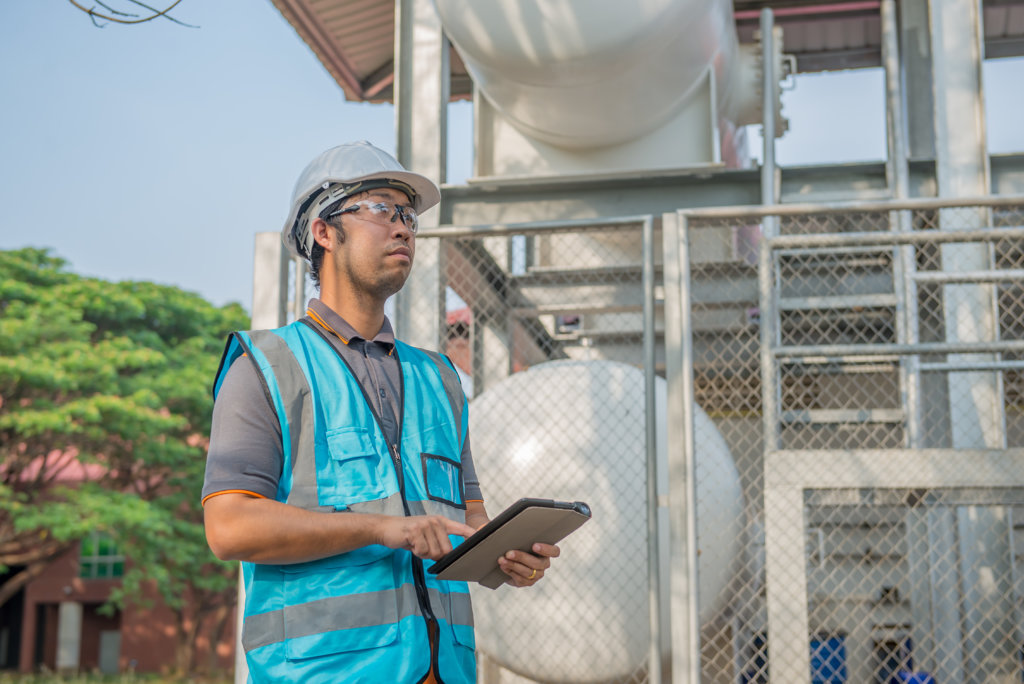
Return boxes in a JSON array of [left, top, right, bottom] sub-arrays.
[[311, 217, 341, 249]]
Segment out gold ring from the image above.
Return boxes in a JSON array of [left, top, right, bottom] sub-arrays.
[[528, 568, 537, 580]]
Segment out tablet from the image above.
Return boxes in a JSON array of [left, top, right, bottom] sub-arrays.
[[428, 498, 591, 589]]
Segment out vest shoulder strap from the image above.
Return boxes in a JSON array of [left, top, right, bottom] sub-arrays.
[[398, 342, 468, 443]]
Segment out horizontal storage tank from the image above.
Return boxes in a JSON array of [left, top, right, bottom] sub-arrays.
[[468, 360, 744, 682], [434, 0, 759, 150]]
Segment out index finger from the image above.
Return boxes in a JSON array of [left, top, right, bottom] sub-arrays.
[[444, 518, 478, 539]]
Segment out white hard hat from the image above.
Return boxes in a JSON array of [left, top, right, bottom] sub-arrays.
[[282, 140, 441, 259]]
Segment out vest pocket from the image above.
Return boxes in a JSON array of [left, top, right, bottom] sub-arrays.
[[282, 555, 400, 661], [443, 588, 476, 652], [322, 427, 391, 506], [421, 452, 465, 508]]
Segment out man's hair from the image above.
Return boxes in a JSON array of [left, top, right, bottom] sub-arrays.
[[309, 198, 348, 290]]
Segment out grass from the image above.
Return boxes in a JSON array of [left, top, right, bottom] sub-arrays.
[[0, 674, 231, 684]]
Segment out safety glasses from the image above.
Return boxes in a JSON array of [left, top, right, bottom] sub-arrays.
[[326, 199, 419, 234]]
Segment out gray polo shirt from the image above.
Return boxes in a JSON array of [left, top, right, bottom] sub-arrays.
[[202, 299, 482, 504]]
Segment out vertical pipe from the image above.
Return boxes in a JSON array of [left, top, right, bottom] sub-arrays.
[[661, 210, 686, 684], [882, 0, 923, 448], [292, 258, 306, 322], [677, 214, 702, 684], [393, 0, 448, 347], [758, 240, 778, 453], [642, 216, 664, 683], [882, 0, 910, 203], [760, 8, 779, 239]]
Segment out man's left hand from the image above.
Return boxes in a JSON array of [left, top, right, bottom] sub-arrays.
[[497, 543, 560, 588]]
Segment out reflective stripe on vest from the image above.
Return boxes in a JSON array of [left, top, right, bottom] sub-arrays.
[[213, 322, 475, 683]]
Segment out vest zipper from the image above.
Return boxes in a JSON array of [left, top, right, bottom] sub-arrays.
[[392, 349, 442, 680], [299, 320, 441, 675]]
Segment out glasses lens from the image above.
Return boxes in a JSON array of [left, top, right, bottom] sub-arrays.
[[341, 200, 418, 233], [398, 206, 419, 233]]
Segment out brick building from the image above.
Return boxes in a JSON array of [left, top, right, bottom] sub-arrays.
[[0, 536, 235, 674]]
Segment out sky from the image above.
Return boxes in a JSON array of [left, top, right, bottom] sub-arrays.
[[1, 2, 1022, 312]]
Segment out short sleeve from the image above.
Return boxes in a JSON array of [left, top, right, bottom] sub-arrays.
[[201, 357, 284, 503]]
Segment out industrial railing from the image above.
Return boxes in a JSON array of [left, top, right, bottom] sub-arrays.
[[666, 194, 1024, 684]]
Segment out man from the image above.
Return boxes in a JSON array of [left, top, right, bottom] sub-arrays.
[[202, 141, 559, 683]]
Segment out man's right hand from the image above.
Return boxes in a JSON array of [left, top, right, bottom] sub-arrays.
[[375, 515, 477, 560]]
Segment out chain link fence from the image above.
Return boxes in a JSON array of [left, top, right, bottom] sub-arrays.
[[409, 217, 663, 684], [676, 196, 1024, 684]]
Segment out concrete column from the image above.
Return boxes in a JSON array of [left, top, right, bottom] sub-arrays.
[[252, 232, 290, 329], [56, 601, 82, 671], [394, 0, 449, 349]]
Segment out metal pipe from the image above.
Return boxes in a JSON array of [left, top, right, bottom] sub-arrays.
[[676, 213, 702, 683], [881, 0, 921, 447], [642, 215, 664, 683], [768, 225, 1024, 249], [919, 361, 1024, 372], [760, 7, 779, 238], [912, 269, 1024, 283], [292, 258, 306, 322], [418, 214, 657, 239], [882, 0, 909, 202], [679, 194, 1024, 220], [758, 216, 780, 452], [775, 340, 1024, 359], [420, 196, 1024, 240]]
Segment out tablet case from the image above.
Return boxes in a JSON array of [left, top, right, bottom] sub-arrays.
[[428, 498, 591, 589]]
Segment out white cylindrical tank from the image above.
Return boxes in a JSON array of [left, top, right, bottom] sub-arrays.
[[468, 360, 743, 682], [433, 0, 758, 150]]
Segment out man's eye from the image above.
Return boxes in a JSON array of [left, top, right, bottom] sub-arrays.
[[368, 202, 390, 214]]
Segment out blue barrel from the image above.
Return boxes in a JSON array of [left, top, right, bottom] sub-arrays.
[[810, 635, 847, 683]]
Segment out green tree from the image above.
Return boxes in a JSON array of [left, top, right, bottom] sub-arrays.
[[0, 247, 249, 673]]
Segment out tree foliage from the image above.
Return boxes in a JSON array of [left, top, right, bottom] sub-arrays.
[[0, 248, 249, 672]]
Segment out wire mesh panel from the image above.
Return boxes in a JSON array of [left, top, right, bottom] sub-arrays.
[[804, 487, 1024, 684], [677, 197, 1024, 684], [408, 218, 661, 684]]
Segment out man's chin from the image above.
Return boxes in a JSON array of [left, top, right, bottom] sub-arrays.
[[374, 271, 411, 300]]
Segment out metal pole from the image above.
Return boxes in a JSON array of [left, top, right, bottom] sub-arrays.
[[642, 216, 665, 683], [758, 226, 779, 452], [292, 258, 306, 322], [760, 7, 779, 238], [676, 215, 702, 684], [881, 0, 922, 448]]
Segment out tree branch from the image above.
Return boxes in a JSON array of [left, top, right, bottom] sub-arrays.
[[66, 0, 196, 28]]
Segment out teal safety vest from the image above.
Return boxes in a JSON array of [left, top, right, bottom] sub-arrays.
[[214, 319, 476, 684]]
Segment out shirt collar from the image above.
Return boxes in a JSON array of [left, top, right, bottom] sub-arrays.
[[306, 298, 395, 348]]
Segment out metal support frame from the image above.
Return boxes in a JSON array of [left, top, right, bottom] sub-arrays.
[[663, 211, 701, 684], [394, 0, 449, 349], [763, 448, 1024, 684], [671, 194, 1024, 684], [642, 215, 667, 684], [759, 8, 779, 239]]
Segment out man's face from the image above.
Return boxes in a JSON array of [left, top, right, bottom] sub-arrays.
[[331, 187, 416, 301]]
